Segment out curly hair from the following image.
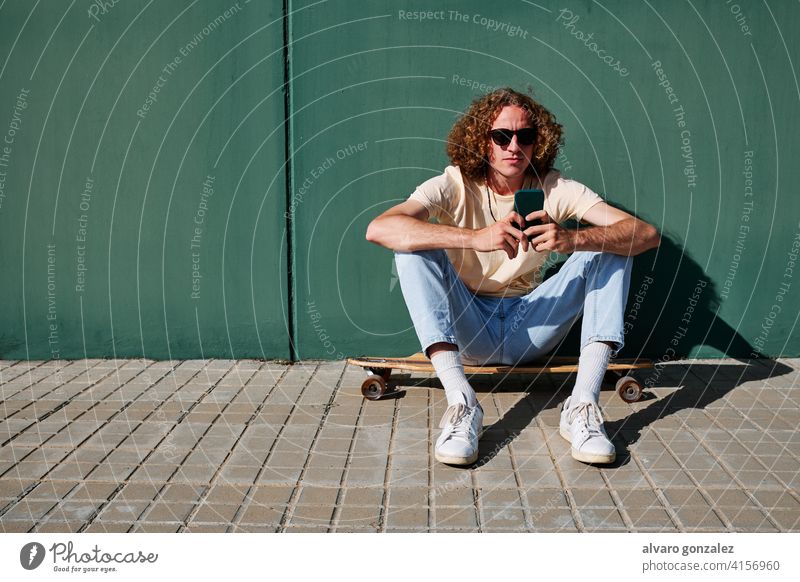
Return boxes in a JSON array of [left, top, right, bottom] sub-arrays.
[[446, 87, 563, 184]]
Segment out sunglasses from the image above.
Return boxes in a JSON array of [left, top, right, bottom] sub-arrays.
[[489, 127, 536, 146]]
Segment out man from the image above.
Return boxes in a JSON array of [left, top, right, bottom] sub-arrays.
[[366, 88, 660, 466]]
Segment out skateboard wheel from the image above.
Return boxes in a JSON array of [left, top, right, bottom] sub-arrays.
[[361, 375, 387, 400], [616, 376, 643, 403]]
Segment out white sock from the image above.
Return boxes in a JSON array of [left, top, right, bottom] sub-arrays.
[[570, 342, 612, 404], [429, 349, 478, 407]]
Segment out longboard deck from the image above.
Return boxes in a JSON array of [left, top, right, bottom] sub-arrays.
[[348, 353, 653, 375]]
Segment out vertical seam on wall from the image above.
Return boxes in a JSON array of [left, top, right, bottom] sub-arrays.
[[283, 0, 296, 361]]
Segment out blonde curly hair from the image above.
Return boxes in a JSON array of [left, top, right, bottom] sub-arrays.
[[446, 87, 563, 184]]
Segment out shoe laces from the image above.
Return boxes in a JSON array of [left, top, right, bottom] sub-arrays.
[[439, 403, 474, 442], [567, 401, 605, 440]]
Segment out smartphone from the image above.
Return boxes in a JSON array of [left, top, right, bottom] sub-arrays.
[[514, 188, 545, 230]]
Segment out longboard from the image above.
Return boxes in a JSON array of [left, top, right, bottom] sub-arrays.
[[347, 353, 653, 402]]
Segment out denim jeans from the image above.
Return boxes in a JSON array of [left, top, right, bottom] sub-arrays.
[[394, 249, 634, 365]]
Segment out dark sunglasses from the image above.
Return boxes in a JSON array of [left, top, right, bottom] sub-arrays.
[[489, 127, 536, 146]]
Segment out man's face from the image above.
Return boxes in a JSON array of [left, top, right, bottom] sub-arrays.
[[487, 105, 535, 180]]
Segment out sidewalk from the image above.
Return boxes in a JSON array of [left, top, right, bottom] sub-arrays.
[[0, 357, 798, 533]]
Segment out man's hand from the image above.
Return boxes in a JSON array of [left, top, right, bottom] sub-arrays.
[[523, 210, 578, 254], [471, 211, 529, 259]]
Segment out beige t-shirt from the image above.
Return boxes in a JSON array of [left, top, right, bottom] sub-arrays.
[[408, 165, 603, 297]]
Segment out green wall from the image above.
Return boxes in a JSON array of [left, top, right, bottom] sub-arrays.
[[0, 0, 289, 360], [1, 0, 798, 360]]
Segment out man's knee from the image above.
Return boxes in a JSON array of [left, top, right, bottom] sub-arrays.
[[576, 250, 633, 271], [394, 248, 448, 275], [394, 248, 447, 262]]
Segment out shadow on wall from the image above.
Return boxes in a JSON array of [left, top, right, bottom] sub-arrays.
[[548, 228, 768, 362]]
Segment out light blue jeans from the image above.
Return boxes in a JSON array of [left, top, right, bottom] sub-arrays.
[[394, 249, 634, 365]]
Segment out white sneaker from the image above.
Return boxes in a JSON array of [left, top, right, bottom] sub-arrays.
[[559, 396, 616, 464], [434, 400, 484, 465]]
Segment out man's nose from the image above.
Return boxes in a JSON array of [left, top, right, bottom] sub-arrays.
[[507, 136, 522, 151]]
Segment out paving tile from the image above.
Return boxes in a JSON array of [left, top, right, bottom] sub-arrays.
[[579, 507, 628, 531], [237, 503, 285, 525], [255, 467, 302, 486], [132, 523, 182, 533], [218, 464, 260, 484], [301, 467, 345, 487], [434, 506, 478, 529], [431, 466, 472, 489], [751, 490, 800, 509], [159, 483, 205, 504], [625, 507, 676, 529], [388, 466, 427, 487], [480, 505, 526, 530], [96, 500, 150, 522], [43, 500, 101, 522], [204, 484, 249, 505], [647, 470, 697, 488], [516, 469, 562, 488], [385, 505, 429, 529], [570, 488, 615, 507], [1, 500, 58, 521], [345, 467, 385, 487], [128, 464, 178, 482], [478, 488, 522, 507], [474, 470, 518, 489], [558, 467, 608, 489], [388, 486, 429, 507], [673, 506, 726, 529], [771, 509, 800, 531], [340, 487, 384, 507], [192, 498, 246, 523], [602, 467, 650, 489], [67, 481, 119, 501], [142, 502, 194, 523], [523, 488, 567, 509], [703, 488, 754, 507], [34, 520, 84, 533], [0, 521, 32, 533], [431, 486, 474, 507], [83, 523, 132, 533], [183, 524, 230, 532], [297, 485, 341, 506], [530, 506, 578, 532], [117, 483, 162, 502], [288, 503, 334, 526], [721, 507, 779, 531], [283, 524, 330, 533], [614, 489, 660, 508], [333, 505, 381, 529]]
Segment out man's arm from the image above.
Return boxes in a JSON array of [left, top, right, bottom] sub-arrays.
[[366, 200, 528, 258], [524, 201, 660, 256], [365, 200, 472, 252]]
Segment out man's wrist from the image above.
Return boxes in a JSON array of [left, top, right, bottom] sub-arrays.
[[462, 228, 475, 250], [572, 227, 588, 252]]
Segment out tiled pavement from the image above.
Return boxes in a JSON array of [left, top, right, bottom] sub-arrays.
[[0, 357, 798, 533]]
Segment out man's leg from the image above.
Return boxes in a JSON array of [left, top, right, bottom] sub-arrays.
[[504, 250, 633, 463], [505, 251, 633, 361], [571, 341, 614, 405], [393, 249, 494, 465], [394, 249, 501, 406]]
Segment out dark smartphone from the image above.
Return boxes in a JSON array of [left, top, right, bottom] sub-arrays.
[[514, 188, 545, 230]]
